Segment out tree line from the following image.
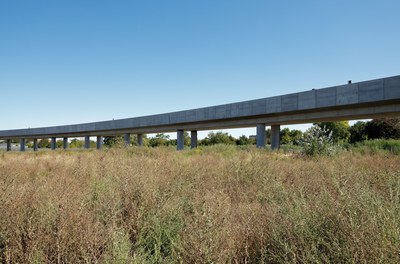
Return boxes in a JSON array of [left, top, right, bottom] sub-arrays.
[[103, 117, 400, 147], [2, 117, 399, 148]]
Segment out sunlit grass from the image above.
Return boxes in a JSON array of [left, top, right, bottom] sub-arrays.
[[0, 146, 399, 263]]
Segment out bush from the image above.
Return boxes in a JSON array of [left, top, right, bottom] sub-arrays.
[[353, 139, 400, 155], [200, 131, 236, 146], [314, 121, 350, 143], [298, 125, 340, 156]]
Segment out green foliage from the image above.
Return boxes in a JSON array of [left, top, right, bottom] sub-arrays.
[[236, 135, 256, 146], [103, 135, 149, 147], [289, 129, 303, 144], [69, 138, 84, 148], [104, 229, 132, 263], [200, 131, 236, 146], [183, 131, 190, 146], [265, 128, 271, 144], [38, 138, 51, 148], [365, 118, 400, 140], [298, 125, 339, 156], [349, 121, 368, 143], [353, 139, 400, 155], [135, 211, 184, 262], [148, 133, 172, 147], [89, 140, 97, 148], [347, 118, 400, 144], [56, 140, 64, 148], [314, 121, 350, 143], [280, 128, 303, 145], [103, 136, 124, 148], [280, 128, 292, 144]]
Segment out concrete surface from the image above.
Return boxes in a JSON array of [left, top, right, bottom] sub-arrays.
[[256, 124, 266, 148], [177, 130, 184, 150]]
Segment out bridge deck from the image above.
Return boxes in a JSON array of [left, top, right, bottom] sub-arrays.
[[1, 75, 399, 139]]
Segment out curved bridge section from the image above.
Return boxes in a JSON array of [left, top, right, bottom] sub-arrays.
[[1, 75, 400, 151]]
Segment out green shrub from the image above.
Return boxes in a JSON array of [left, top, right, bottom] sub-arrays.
[[135, 212, 184, 262], [298, 125, 340, 156], [354, 139, 400, 155]]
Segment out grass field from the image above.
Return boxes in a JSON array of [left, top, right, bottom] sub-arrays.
[[0, 146, 399, 263]]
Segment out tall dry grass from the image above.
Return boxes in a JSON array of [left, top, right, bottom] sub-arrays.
[[0, 146, 399, 263]]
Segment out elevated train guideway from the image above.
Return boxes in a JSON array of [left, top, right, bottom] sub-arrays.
[[1, 75, 400, 151]]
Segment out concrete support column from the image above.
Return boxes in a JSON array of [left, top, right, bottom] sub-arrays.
[[63, 138, 68, 149], [96, 136, 103, 150], [20, 138, 25, 152], [137, 134, 143, 146], [256, 124, 266, 148], [6, 139, 11, 152], [84, 136, 90, 149], [190, 131, 197, 149], [177, 130, 184, 150], [51, 137, 56, 150], [271, 125, 281, 150], [33, 139, 38, 151], [124, 133, 130, 147]]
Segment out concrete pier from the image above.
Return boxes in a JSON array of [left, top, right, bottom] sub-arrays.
[[33, 139, 38, 151], [97, 136, 103, 150], [271, 125, 280, 149], [6, 139, 11, 152], [191, 131, 198, 149], [256, 124, 266, 148], [137, 134, 143, 146], [177, 130, 184, 150], [51, 137, 56, 150], [84, 136, 90, 149], [124, 133, 130, 146], [63, 137, 68, 149], [20, 138, 25, 152]]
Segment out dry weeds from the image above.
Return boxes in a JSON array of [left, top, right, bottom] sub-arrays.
[[0, 147, 399, 263]]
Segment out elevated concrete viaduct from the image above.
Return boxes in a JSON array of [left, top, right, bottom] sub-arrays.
[[1, 75, 399, 151]]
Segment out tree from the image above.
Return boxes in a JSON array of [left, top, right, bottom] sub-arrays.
[[236, 135, 255, 145], [183, 131, 190, 146], [279, 128, 303, 145], [200, 131, 236, 146], [38, 138, 51, 148], [289, 129, 303, 145], [365, 118, 400, 140], [69, 138, 84, 148], [103, 136, 124, 148], [280, 128, 292, 144], [56, 140, 64, 148], [349, 121, 368, 143], [314, 121, 350, 143], [148, 133, 170, 147], [265, 129, 271, 144]]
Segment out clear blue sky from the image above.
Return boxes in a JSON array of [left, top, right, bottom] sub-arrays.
[[1, 1, 399, 138]]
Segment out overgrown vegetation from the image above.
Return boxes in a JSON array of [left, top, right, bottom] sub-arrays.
[[0, 147, 399, 263], [298, 125, 340, 156]]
